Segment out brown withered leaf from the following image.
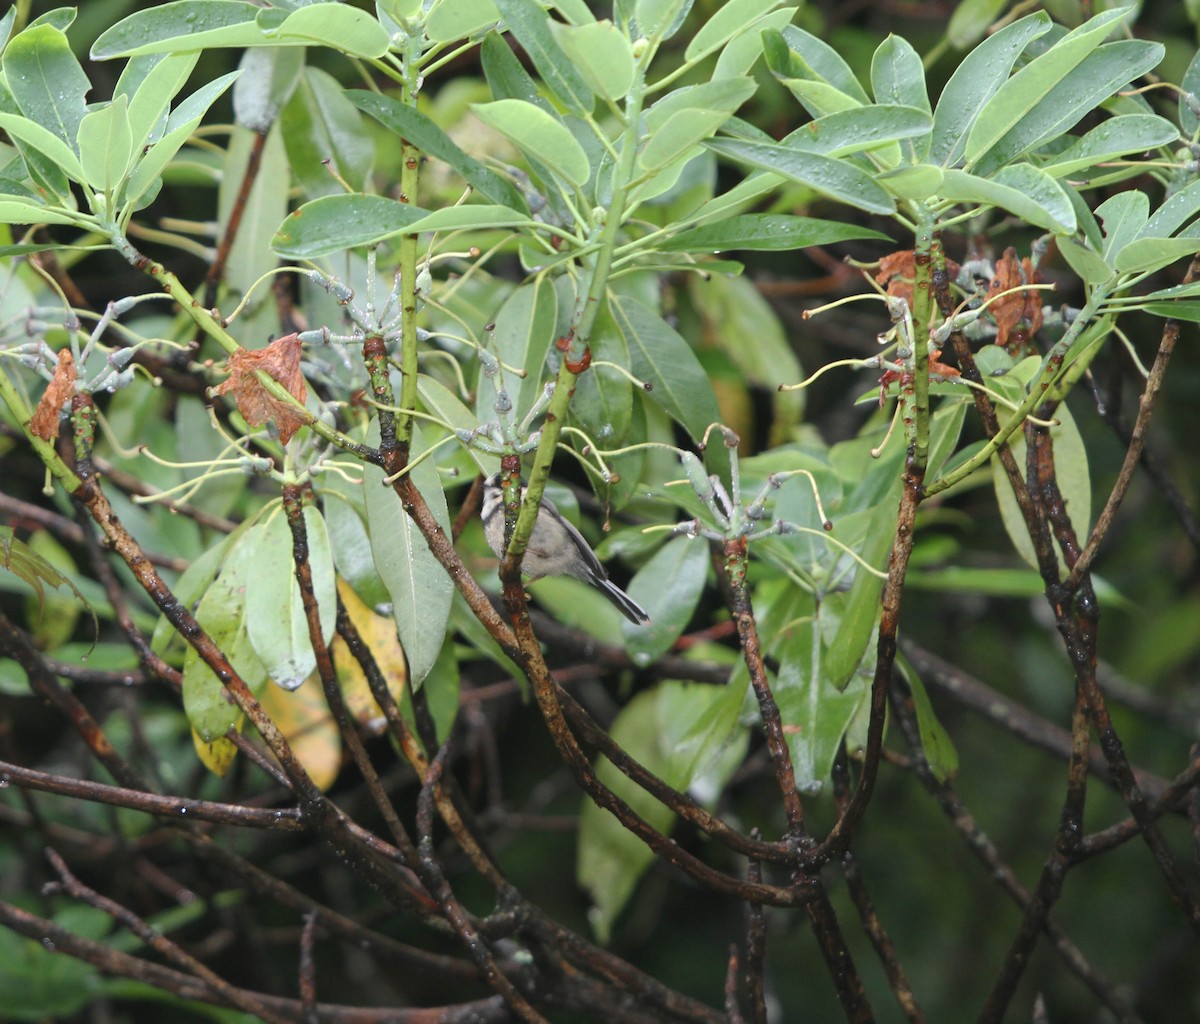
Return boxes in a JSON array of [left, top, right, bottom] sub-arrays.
[[213, 333, 309, 444], [987, 248, 1044, 353], [30, 349, 76, 441], [875, 250, 960, 309]]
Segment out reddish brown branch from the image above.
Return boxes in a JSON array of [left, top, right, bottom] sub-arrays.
[[0, 897, 510, 1023], [45, 848, 293, 1024]]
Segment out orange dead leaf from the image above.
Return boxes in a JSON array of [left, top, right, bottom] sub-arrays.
[[213, 333, 309, 444], [30, 349, 76, 441], [987, 248, 1044, 353], [875, 250, 916, 306]]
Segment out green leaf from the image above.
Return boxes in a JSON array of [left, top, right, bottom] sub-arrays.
[[685, 0, 781, 61], [91, 1, 390, 59], [150, 527, 247, 656], [640, 107, 739, 172], [1095, 188, 1149, 261], [183, 541, 258, 749], [896, 656, 959, 782], [938, 165, 1075, 234], [776, 625, 870, 793], [1056, 235, 1114, 286], [549, 20, 635, 102], [349, 91, 527, 211], [1142, 300, 1200, 321], [712, 7, 797, 79], [570, 302, 633, 447], [425, 0, 500, 42], [77, 95, 134, 197], [494, 0, 594, 114], [662, 213, 890, 252], [871, 34, 930, 114], [233, 44, 303, 133], [321, 482, 390, 610], [124, 116, 203, 210], [969, 39, 1165, 177], [362, 424, 454, 685], [1112, 237, 1200, 275], [687, 272, 804, 431], [272, 193, 428, 258], [0, 527, 92, 626], [0, 112, 86, 185], [578, 679, 745, 941], [220, 123, 289, 338], [636, 0, 693, 40], [119, 52, 201, 151], [1139, 178, 1200, 241], [480, 28, 550, 108], [776, 25, 870, 103], [166, 69, 242, 132], [705, 137, 895, 215], [608, 293, 721, 444], [948, 0, 1007, 49], [478, 278, 558, 424], [1179, 45, 1200, 137], [551, 0, 596, 24], [1040, 114, 1178, 178], [244, 506, 337, 690], [779, 104, 933, 159], [645, 78, 758, 131], [822, 497, 893, 690], [1141, 279, 1200, 301], [877, 162, 944, 200], [622, 536, 708, 663], [3, 23, 90, 146], [930, 12, 1052, 167], [964, 6, 1135, 166], [992, 402, 1090, 574], [417, 375, 491, 476], [471, 98, 590, 186], [0, 199, 89, 226], [0, 8, 15, 52], [282, 67, 374, 198]]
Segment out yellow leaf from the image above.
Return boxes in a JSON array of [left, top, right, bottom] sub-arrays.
[[257, 675, 341, 791], [191, 727, 240, 778], [332, 578, 407, 734]]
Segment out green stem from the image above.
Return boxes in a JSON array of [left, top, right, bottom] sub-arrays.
[[909, 212, 936, 473], [503, 48, 653, 566], [394, 29, 424, 454], [925, 290, 1112, 497]]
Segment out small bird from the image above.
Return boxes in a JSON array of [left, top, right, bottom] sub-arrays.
[[481, 474, 650, 625]]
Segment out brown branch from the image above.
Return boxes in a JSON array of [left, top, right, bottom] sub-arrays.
[[832, 753, 923, 1023], [1066, 301, 1184, 589], [725, 946, 746, 1024], [67, 453, 436, 917], [809, 460, 920, 866], [45, 848, 293, 1024], [0, 897, 510, 1023], [0, 490, 188, 572], [887, 678, 1143, 1024], [744, 840, 768, 1024], [0, 759, 303, 830], [1079, 749, 1200, 857], [415, 745, 549, 1024], [898, 639, 1178, 806], [284, 484, 415, 858], [718, 537, 805, 833], [554, 681, 789, 863]]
